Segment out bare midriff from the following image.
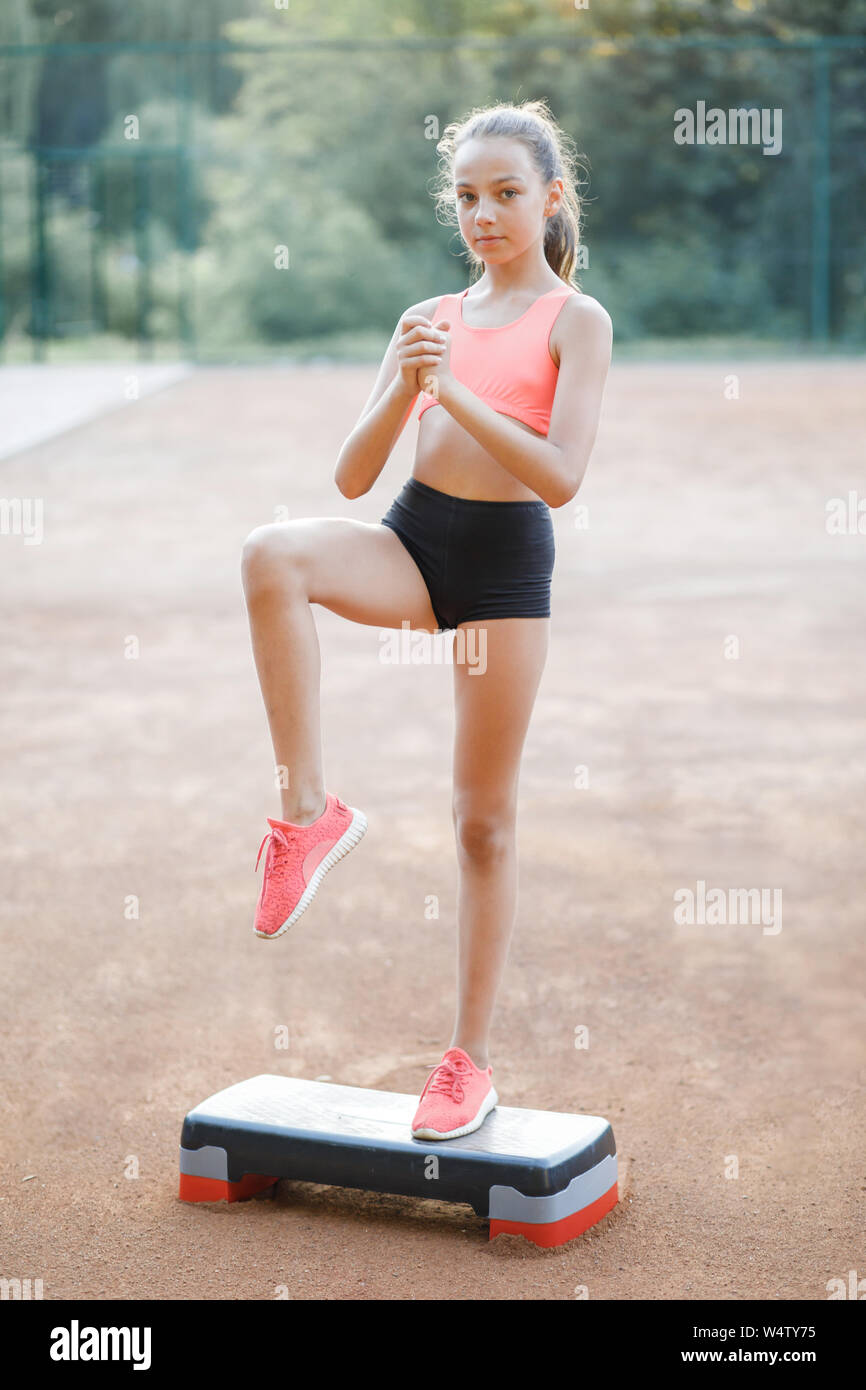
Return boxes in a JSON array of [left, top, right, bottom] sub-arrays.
[[411, 403, 547, 502]]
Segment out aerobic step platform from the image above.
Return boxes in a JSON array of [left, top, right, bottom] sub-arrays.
[[178, 1074, 618, 1247]]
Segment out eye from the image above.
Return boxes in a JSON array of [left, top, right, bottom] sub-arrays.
[[457, 189, 518, 203]]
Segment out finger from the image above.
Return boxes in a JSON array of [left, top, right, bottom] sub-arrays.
[[399, 314, 433, 335], [411, 353, 444, 364], [404, 322, 446, 343], [403, 340, 445, 357]]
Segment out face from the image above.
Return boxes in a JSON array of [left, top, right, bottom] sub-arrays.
[[453, 135, 563, 263]]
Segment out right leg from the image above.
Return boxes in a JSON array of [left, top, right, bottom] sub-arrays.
[[241, 517, 440, 823]]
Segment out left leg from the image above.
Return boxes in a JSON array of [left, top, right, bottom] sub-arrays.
[[449, 616, 550, 1069]]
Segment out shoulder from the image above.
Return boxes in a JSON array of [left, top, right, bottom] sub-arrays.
[[386, 293, 450, 344], [402, 292, 449, 323], [558, 290, 612, 334], [551, 291, 612, 366]]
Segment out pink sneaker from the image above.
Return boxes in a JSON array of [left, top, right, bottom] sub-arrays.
[[253, 793, 367, 939], [411, 1047, 498, 1141]]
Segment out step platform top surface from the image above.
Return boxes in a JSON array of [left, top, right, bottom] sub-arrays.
[[183, 1073, 610, 1162]]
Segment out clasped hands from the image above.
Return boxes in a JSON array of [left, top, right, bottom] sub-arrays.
[[396, 313, 454, 401]]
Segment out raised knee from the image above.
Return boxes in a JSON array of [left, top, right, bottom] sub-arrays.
[[453, 809, 514, 861], [241, 523, 301, 596]]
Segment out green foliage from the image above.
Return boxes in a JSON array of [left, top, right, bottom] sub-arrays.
[[1, 0, 864, 354], [588, 235, 791, 340]]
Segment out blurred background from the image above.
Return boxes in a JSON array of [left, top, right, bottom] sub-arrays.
[[1, 0, 864, 366], [2, 1, 865, 1303]]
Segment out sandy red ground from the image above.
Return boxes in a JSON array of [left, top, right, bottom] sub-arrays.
[[1, 360, 864, 1298]]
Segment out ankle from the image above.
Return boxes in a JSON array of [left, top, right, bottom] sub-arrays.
[[279, 792, 327, 826], [450, 1042, 490, 1070]]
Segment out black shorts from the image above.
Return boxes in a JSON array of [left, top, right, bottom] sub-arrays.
[[380, 476, 555, 631]]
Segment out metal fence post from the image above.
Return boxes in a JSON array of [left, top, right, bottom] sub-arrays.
[[30, 151, 49, 361], [811, 43, 831, 343]]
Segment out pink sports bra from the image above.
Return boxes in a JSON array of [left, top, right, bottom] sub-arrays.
[[416, 284, 576, 436]]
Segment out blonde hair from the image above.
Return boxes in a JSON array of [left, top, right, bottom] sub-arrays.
[[431, 97, 587, 288]]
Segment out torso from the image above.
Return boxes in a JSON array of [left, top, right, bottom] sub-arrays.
[[410, 283, 575, 502]]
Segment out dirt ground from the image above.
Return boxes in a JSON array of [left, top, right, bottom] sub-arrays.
[[1, 359, 864, 1300]]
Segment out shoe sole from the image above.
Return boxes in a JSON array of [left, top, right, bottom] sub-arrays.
[[255, 807, 368, 940], [411, 1086, 499, 1141]]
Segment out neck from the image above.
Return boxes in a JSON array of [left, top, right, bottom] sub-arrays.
[[473, 244, 560, 297]]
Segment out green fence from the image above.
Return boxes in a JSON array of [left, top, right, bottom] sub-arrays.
[[0, 33, 863, 361]]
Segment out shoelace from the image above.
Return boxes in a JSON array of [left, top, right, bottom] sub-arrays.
[[254, 798, 346, 881], [425, 1056, 473, 1103], [255, 825, 292, 882]]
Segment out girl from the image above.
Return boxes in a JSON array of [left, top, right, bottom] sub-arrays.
[[241, 98, 612, 1141]]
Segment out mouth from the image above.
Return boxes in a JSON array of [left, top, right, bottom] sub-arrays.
[[476, 236, 502, 245]]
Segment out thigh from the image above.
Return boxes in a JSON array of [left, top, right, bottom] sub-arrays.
[[452, 617, 550, 820], [243, 516, 441, 632]]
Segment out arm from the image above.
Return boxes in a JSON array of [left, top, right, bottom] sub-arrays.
[[433, 295, 613, 509], [334, 299, 442, 499]]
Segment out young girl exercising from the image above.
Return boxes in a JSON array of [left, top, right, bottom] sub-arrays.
[[241, 98, 612, 1142]]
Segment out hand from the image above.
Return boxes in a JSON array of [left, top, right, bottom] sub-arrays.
[[395, 314, 450, 397], [415, 318, 453, 399]]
